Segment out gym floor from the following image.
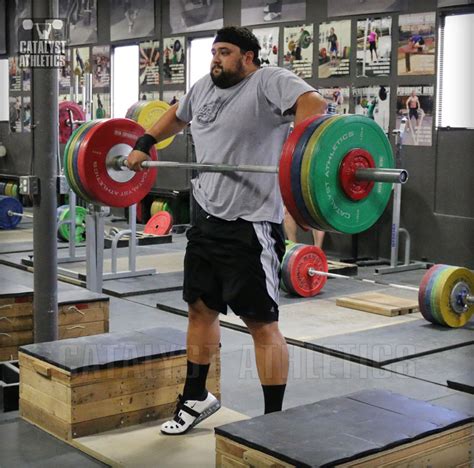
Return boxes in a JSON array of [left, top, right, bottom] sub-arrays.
[[0, 216, 473, 467]]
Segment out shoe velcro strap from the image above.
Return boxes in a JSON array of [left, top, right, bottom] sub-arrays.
[[179, 403, 201, 419]]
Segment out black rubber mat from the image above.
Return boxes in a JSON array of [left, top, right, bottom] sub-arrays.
[[101, 271, 184, 297], [215, 389, 473, 468], [447, 373, 474, 395], [19, 327, 186, 373], [305, 319, 474, 366]]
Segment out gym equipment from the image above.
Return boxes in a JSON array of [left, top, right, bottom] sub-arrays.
[[150, 198, 173, 217], [376, 119, 428, 275], [63, 118, 158, 208], [418, 265, 474, 328], [57, 205, 87, 242], [125, 100, 175, 150], [66, 114, 407, 235], [59, 100, 86, 144], [0, 196, 23, 229], [281, 244, 474, 328], [143, 211, 173, 235]]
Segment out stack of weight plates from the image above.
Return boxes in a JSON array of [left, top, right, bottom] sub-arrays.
[[0, 182, 19, 197], [125, 100, 175, 150], [0, 195, 23, 229], [63, 118, 158, 208], [280, 242, 328, 297], [56, 204, 87, 242], [418, 264, 474, 328], [59, 101, 86, 144], [150, 198, 173, 217], [279, 114, 394, 234]]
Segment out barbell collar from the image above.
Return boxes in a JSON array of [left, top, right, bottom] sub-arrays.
[[465, 295, 474, 305], [307, 267, 419, 292]]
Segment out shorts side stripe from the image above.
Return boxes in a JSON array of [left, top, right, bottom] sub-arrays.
[[252, 222, 280, 304]]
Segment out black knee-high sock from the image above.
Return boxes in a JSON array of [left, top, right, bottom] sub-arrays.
[[262, 384, 286, 414], [182, 360, 210, 401]]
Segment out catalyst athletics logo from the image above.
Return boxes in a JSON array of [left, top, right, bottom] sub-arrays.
[[18, 18, 67, 68]]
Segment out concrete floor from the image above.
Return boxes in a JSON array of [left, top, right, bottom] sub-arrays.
[[0, 224, 473, 467]]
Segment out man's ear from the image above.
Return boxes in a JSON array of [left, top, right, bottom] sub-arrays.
[[245, 51, 254, 65]]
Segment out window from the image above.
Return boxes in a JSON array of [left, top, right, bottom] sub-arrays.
[[187, 37, 213, 91], [112, 45, 139, 118], [437, 11, 474, 128]]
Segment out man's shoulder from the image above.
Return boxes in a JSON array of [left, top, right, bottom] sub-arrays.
[[256, 66, 296, 80]]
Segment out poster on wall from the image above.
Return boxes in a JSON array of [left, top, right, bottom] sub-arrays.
[[10, 0, 31, 55], [353, 86, 390, 133], [283, 24, 314, 79], [169, 0, 223, 34], [72, 47, 91, 87], [0, 0, 6, 54], [9, 57, 21, 92], [162, 90, 186, 106], [110, 0, 155, 41], [398, 13, 436, 76], [22, 67, 31, 92], [252, 27, 279, 67], [241, 0, 306, 26], [139, 40, 160, 86], [140, 91, 160, 102], [396, 85, 434, 146], [163, 37, 185, 85], [356, 17, 392, 77], [9, 96, 21, 133], [93, 93, 111, 119], [59, 0, 98, 45], [317, 87, 350, 115], [318, 20, 351, 78], [328, 0, 407, 17], [92, 46, 111, 89], [438, 0, 472, 5], [59, 49, 72, 93], [21, 95, 31, 132]]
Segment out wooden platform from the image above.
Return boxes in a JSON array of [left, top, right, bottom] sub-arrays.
[[215, 390, 474, 468], [328, 259, 357, 276], [0, 286, 109, 361], [73, 407, 246, 467], [336, 292, 419, 317], [18, 327, 221, 441]]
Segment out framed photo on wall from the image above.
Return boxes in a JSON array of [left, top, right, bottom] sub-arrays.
[[110, 0, 155, 41], [59, 0, 98, 46]]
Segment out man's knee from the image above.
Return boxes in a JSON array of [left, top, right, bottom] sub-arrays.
[[243, 318, 282, 342], [188, 299, 219, 326]]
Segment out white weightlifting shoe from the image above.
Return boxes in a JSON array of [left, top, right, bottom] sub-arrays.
[[160, 392, 221, 435]]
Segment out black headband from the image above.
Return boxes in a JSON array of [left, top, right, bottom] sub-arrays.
[[213, 30, 261, 55]]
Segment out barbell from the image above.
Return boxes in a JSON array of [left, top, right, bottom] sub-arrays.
[[280, 243, 474, 328], [63, 113, 408, 234], [0, 196, 85, 241]]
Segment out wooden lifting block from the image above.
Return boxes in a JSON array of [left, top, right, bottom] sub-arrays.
[[19, 327, 221, 441]]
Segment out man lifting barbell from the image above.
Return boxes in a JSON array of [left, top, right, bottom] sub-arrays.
[[127, 26, 327, 435]]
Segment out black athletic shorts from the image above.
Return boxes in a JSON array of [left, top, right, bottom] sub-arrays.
[[409, 108, 418, 120], [183, 205, 285, 322]]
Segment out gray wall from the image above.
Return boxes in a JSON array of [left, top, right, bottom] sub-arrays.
[[0, 0, 473, 267]]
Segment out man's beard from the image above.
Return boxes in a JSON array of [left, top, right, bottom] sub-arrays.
[[210, 62, 245, 89]]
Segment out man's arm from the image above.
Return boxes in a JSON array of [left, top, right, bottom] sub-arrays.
[[127, 103, 188, 171], [294, 91, 327, 126]]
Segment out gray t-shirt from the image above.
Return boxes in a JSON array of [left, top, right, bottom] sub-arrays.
[[176, 67, 315, 223]]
